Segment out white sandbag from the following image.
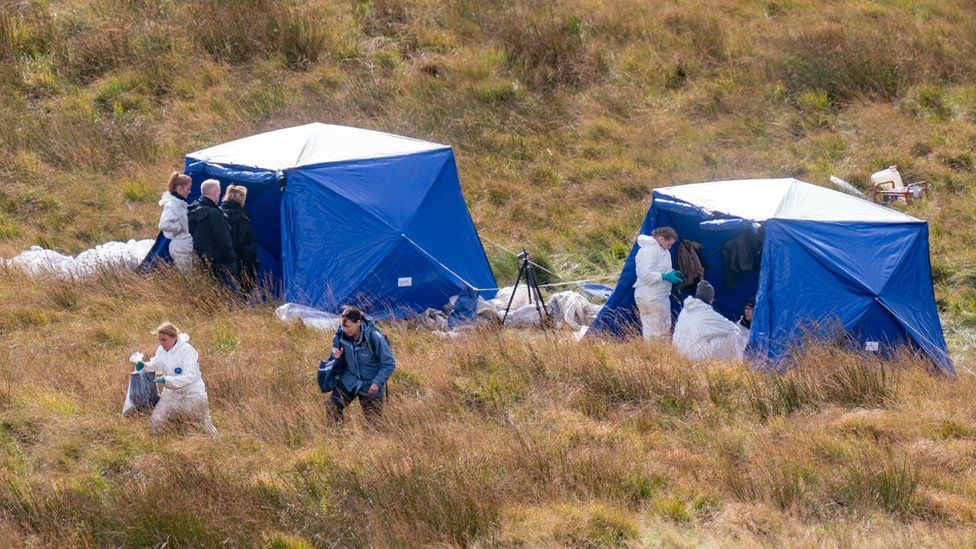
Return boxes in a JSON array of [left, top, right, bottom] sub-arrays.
[[74, 240, 154, 275], [275, 303, 342, 332], [417, 308, 450, 331], [6, 246, 72, 276], [503, 303, 548, 326], [447, 293, 501, 321], [546, 291, 602, 330], [487, 285, 532, 311], [5, 239, 154, 278]]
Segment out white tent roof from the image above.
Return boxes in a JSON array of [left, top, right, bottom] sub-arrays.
[[186, 123, 449, 171], [656, 178, 920, 223]]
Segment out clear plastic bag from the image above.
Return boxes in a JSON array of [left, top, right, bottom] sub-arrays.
[[122, 370, 160, 417]]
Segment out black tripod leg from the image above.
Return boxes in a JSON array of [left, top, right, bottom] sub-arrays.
[[535, 270, 550, 318], [525, 265, 549, 328], [502, 262, 526, 325]]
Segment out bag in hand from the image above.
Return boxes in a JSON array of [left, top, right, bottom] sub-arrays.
[[122, 370, 161, 417], [317, 353, 346, 393]]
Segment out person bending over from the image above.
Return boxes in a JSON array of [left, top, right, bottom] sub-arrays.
[[672, 280, 748, 362], [135, 322, 217, 436]]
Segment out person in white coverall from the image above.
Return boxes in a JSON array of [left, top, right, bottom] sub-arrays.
[[135, 322, 217, 436], [158, 172, 194, 272], [672, 280, 749, 362], [633, 226, 683, 339]]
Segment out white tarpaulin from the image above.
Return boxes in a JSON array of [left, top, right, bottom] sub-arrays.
[[5, 239, 154, 278], [274, 287, 604, 334], [657, 178, 919, 223], [275, 303, 342, 332], [188, 123, 448, 171]]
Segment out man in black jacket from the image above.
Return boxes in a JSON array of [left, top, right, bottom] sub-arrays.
[[188, 179, 238, 284]]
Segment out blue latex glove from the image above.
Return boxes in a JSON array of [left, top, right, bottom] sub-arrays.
[[135, 361, 145, 372], [661, 270, 684, 284], [153, 377, 165, 385]]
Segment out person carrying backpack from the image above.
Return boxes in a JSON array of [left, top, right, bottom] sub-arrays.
[[326, 306, 396, 425]]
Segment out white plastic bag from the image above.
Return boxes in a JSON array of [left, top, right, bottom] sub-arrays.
[[275, 303, 342, 332]]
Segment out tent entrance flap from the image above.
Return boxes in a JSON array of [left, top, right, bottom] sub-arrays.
[[184, 161, 284, 289]]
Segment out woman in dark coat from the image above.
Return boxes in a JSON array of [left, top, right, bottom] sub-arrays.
[[220, 185, 259, 292]]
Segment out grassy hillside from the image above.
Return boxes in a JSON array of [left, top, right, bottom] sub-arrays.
[[2, 0, 976, 546], [2, 271, 976, 547]]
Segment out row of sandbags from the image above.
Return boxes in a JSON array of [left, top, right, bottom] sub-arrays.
[[3, 240, 155, 278], [440, 286, 602, 330], [276, 286, 603, 335]]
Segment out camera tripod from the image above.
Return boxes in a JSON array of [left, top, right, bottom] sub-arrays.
[[501, 248, 551, 328]]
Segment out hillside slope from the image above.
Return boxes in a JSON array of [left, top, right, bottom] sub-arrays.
[[2, 0, 976, 546]]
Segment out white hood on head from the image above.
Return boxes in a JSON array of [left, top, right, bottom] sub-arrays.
[[637, 234, 659, 249], [178, 332, 190, 344], [158, 192, 187, 208]]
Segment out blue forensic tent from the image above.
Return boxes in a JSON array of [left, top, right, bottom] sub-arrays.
[[589, 178, 952, 375], [143, 123, 497, 316]]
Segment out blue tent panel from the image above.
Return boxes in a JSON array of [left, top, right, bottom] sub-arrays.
[[749, 219, 952, 374], [137, 232, 173, 273], [281, 150, 496, 316], [401, 154, 497, 297]]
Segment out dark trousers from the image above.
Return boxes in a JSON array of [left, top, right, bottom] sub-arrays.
[[328, 384, 383, 425]]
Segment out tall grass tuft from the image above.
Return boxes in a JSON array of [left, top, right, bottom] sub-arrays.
[[840, 457, 920, 517], [184, 0, 328, 69], [748, 347, 899, 419], [778, 21, 964, 103], [494, 4, 599, 89]]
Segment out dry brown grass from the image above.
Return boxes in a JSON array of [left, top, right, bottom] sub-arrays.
[[0, 268, 974, 545], [2, 0, 976, 544]]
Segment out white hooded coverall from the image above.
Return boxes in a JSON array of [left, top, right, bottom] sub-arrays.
[[633, 235, 674, 339], [143, 333, 217, 435], [158, 192, 194, 272], [672, 296, 749, 362]]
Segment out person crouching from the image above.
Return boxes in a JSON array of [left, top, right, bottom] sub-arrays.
[[327, 306, 396, 426], [135, 322, 218, 436], [672, 281, 748, 362]]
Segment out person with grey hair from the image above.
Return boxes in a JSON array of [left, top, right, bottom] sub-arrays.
[[671, 280, 748, 362], [188, 179, 238, 283]]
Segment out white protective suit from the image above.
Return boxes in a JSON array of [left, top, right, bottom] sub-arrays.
[[143, 333, 217, 436], [633, 235, 674, 339], [672, 296, 749, 362], [736, 319, 751, 342], [158, 192, 194, 271]]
